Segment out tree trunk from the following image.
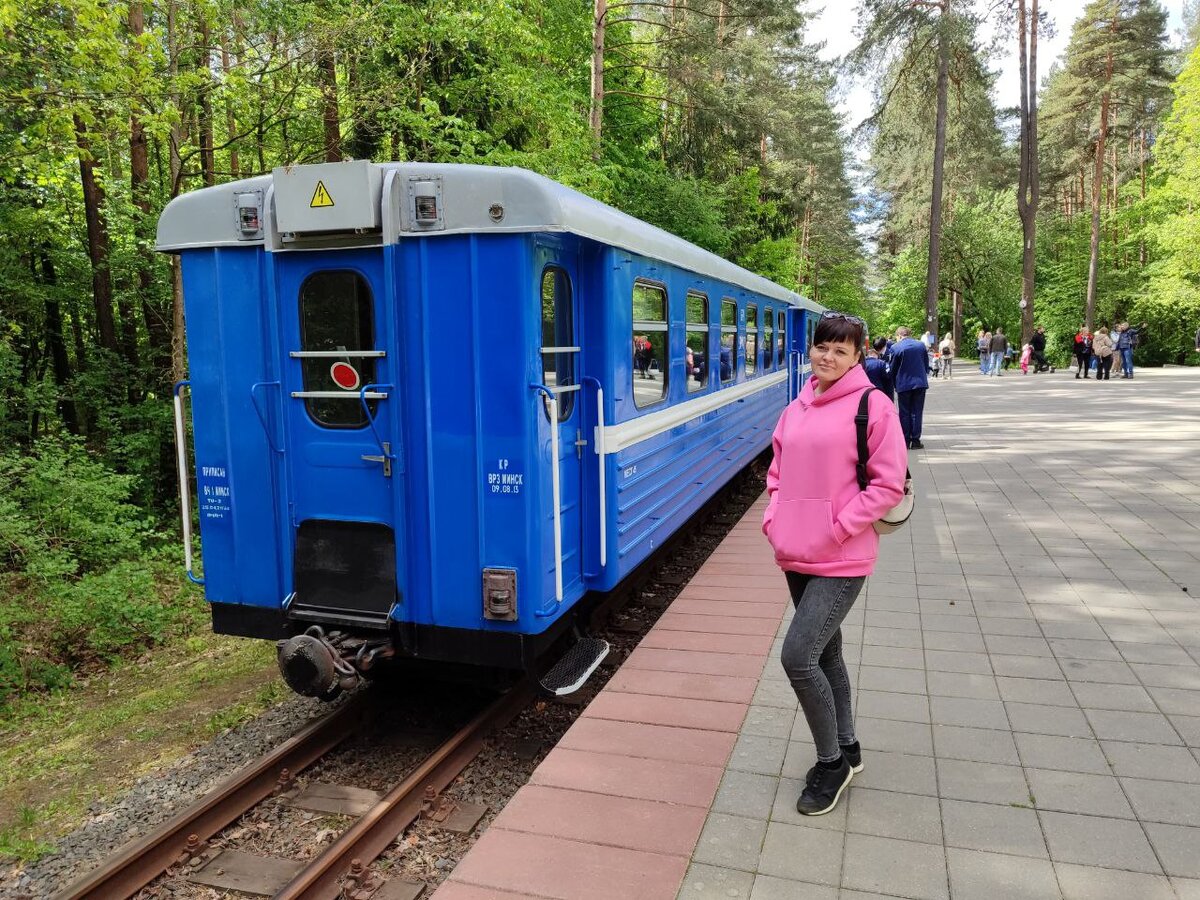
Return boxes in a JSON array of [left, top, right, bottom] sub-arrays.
[[1085, 45, 1114, 332], [924, 0, 951, 337], [73, 114, 120, 356], [319, 41, 341, 161], [952, 288, 962, 351], [198, 18, 216, 185], [590, 0, 607, 160], [41, 249, 79, 435], [130, 0, 170, 382], [1016, 0, 1039, 343], [222, 38, 239, 177]]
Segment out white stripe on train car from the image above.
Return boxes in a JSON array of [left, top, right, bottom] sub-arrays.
[[599, 371, 788, 455]]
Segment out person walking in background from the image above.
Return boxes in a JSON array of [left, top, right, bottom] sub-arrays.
[[1115, 323, 1135, 378], [1073, 326, 1093, 379], [1030, 326, 1052, 373], [976, 330, 989, 373], [988, 328, 1007, 376], [1004, 338, 1016, 370], [938, 332, 955, 379], [890, 326, 930, 449], [1092, 326, 1114, 380], [763, 311, 906, 816], [864, 337, 894, 400], [1020, 342, 1032, 374]]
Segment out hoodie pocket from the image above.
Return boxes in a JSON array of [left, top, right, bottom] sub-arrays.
[[768, 498, 844, 564]]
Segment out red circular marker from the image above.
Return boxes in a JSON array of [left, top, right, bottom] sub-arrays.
[[330, 361, 361, 391]]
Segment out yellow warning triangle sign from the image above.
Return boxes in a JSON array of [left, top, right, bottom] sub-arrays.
[[309, 181, 335, 208]]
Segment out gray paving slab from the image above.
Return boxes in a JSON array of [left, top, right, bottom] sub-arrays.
[[680, 369, 1200, 900]]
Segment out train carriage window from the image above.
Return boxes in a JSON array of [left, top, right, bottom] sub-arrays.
[[685, 292, 708, 393], [746, 304, 758, 376], [720, 299, 737, 384], [632, 282, 668, 407], [763, 309, 774, 372], [777, 310, 786, 366], [540, 267, 575, 421], [299, 270, 375, 428]]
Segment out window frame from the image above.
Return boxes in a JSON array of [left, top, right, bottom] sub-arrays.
[[685, 290, 709, 394], [539, 265, 576, 422], [777, 310, 786, 367], [746, 303, 758, 377], [762, 306, 774, 372], [631, 279, 670, 409], [719, 298, 738, 385], [297, 268, 376, 430]]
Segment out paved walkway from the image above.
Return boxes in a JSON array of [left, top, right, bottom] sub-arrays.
[[681, 366, 1200, 900], [436, 366, 1200, 900]]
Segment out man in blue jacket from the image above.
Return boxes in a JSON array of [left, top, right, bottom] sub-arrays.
[[890, 327, 930, 449]]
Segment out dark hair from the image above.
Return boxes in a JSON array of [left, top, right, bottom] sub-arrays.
[[813, 315, 866, 362], [872, 336, 888, 353]]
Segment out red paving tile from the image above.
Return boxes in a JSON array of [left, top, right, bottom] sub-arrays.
[[530, 747, 723, 807], [556, 717, 736, 767], [624, 646, 767, 678], [432, 883, 543, 900], [604, 667, 758, 704], [491, 784, 708, 857], [447, 829, 688, 900], [688, 573, 787, 589], [437, 492, 780, 900], [669, 598, 782, 619], [639, 628, 774, 655], [583, 689, 748, 731], [655, 612, 778, 635]]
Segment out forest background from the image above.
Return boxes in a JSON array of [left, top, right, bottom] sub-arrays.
[[1, 0, 1200, 732]]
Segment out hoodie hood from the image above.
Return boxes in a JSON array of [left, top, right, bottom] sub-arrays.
[[799, 362, 873, 409]]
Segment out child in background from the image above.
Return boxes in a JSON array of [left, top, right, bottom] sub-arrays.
[[1020, 343, 1032, 375]]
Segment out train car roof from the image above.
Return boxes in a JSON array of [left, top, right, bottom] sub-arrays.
[[156, 162, 814, 307]]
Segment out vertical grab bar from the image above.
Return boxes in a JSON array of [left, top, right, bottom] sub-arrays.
[[172, 381, 204, 585], [582, 376, 606, 568], [529, 383, 563, 602]]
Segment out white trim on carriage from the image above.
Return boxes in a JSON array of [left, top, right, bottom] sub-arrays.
[[598, 369, 793, 455]]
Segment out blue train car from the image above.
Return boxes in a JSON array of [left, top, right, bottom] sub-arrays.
[[157, 161, 822, 697]]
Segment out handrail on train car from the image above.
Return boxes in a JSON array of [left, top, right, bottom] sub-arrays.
[[172, 380, 205, 586], [582, 376, 606, 570], [529, 383, 563, 603]]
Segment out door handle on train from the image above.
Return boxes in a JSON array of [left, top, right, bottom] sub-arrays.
[[529, 382, 563, 605], [359, 383, 397, 476], [250, 381, 284, 453]]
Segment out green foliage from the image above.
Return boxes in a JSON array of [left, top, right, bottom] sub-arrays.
[[0, 439, 193, 706]]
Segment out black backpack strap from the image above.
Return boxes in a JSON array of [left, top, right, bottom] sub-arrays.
[[855, 388, 873, 491]]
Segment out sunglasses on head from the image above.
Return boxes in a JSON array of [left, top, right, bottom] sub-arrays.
[[820, 310, 866, 328]]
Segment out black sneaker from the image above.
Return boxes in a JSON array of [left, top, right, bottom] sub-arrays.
[[805, 742, 864, 782], [797, 755, 853, 816], [910, 440, 925, 450]]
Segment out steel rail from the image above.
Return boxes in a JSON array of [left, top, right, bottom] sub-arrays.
[[54, 692, 370, 900], [275, 681, 535, 900]]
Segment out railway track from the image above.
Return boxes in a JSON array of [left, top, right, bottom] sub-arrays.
[[54, 683, 532, 900], [48, 461, 766, 900]]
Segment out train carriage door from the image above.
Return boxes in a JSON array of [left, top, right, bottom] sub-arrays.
[[786, 306, 809, 399], [535, 245, 584, 606], [276, 252, 401, 630]]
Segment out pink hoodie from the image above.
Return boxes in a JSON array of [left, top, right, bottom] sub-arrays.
[[762, 364, 908, 577]]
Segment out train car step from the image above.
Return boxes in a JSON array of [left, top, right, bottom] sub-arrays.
[[540, 637, 610, 696]]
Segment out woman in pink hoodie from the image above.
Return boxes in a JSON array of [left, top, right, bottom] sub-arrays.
[[762, 312, 907, 816]]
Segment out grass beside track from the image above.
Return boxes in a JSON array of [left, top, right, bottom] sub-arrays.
[[0, 633, 282, 863]]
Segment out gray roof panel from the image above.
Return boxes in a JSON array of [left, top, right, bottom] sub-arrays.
[[156, 162, 811, 306]]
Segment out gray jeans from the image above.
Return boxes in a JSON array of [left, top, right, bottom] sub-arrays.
[[781, 572, 866, 762]]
